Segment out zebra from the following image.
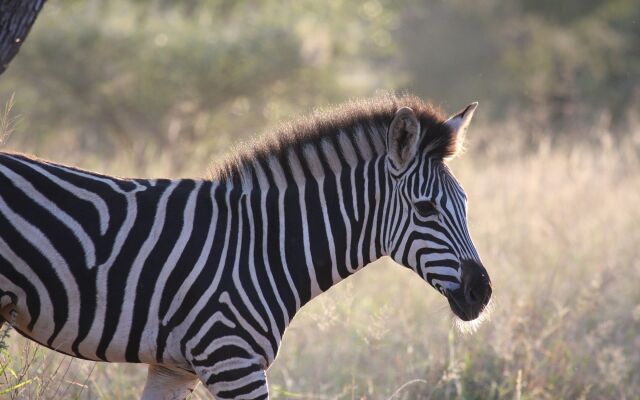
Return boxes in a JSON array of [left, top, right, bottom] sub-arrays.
[[0, 94, 491, 399]]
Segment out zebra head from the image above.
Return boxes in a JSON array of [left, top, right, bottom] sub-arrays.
[[384, 103, 491, 321]]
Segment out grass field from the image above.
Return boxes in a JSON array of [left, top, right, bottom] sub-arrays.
[[1, 120, 639, 399]]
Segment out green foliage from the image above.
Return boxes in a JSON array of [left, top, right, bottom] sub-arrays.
[[504, 0, 640, 125], [394, 0, 639, 131], [0, 325, 10, 352], [0, 0, 400, 161], [1, 0, 638, 159]]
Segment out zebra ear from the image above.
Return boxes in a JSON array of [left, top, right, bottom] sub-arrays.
[[387, 107, 421, 173], [441, 102, 478, 159]]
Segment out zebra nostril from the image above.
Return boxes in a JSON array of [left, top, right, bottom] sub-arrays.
[[468, 287, 479, 303], [460, 260, 491, 308], [465, 284, 478, 305], [464, 279, 489, 306]]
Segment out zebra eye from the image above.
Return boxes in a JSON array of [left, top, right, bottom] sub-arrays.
[[414, 200, 439, 218]]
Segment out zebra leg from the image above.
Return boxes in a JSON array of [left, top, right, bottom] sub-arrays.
[[193, 361, 269, 400], [141, 364, 199, 400]]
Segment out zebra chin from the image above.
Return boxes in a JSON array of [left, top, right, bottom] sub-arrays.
[[445, 260, 492, 322]]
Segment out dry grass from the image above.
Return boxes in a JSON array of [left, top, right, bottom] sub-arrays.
[[1, 121, 639, 399]]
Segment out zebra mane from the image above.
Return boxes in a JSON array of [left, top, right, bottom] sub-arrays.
[[209, 93, 450, 182]]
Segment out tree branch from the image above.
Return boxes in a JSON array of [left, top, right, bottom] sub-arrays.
[[0, 0, 46, 75]]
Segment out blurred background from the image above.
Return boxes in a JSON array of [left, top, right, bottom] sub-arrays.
[[1, 0, 639, 172], [0, 0, 639, 399]]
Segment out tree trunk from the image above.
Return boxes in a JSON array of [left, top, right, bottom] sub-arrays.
[[0, 0, 46, 75]]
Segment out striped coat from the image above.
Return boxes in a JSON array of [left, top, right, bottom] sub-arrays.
[[0, 95, 491, 399]]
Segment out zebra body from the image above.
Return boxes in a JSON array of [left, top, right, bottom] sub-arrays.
[[0, 95, 492, 399]]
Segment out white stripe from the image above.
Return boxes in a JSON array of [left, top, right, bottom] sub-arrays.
[[287, 149, 322, 297], [172, 185, 235, 352], [80, 183, 146, 358], [162, 183, 218, 324], [337, 131, 360, 221], [0, 164, 96, 267], [304, 144, 340, 283], [253, 160, 289, 329], [0, 237, 51, 338], [421, 265, 461, 280], [268, 155, 301, 311], [40, 161, 146, 192], [0, 194, 81, 353], [192, 334, 254, 363], [231, 192, 269, 333], [106, 180, 181, 360], [212, 370, 265, 392], [185, 311, 236, 357], [219, 291, 274, 363], [369, 157, 384, 259], [9, 155, 111, 235], [355, 159, 371, 267], [321, 140, 355, 272], [431, 279, 460, 291]]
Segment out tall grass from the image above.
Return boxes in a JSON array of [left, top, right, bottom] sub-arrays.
[[0, 120, 639, 399]]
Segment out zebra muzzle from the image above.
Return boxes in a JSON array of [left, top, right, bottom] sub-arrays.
[[447, 261, 492, 321]]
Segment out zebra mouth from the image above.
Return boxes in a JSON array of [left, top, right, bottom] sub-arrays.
[[444, 260, 492, 321], [446, 289, 479, 321]]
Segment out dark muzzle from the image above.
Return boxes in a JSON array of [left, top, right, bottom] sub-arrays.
[[447, 260, 492, 321]]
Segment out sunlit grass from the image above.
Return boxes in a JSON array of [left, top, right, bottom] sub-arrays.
[[0, 93, 18, 146], [1, 122, 639, 399]]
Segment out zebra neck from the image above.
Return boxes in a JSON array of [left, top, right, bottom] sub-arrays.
[[220, 140, 390, 315]]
